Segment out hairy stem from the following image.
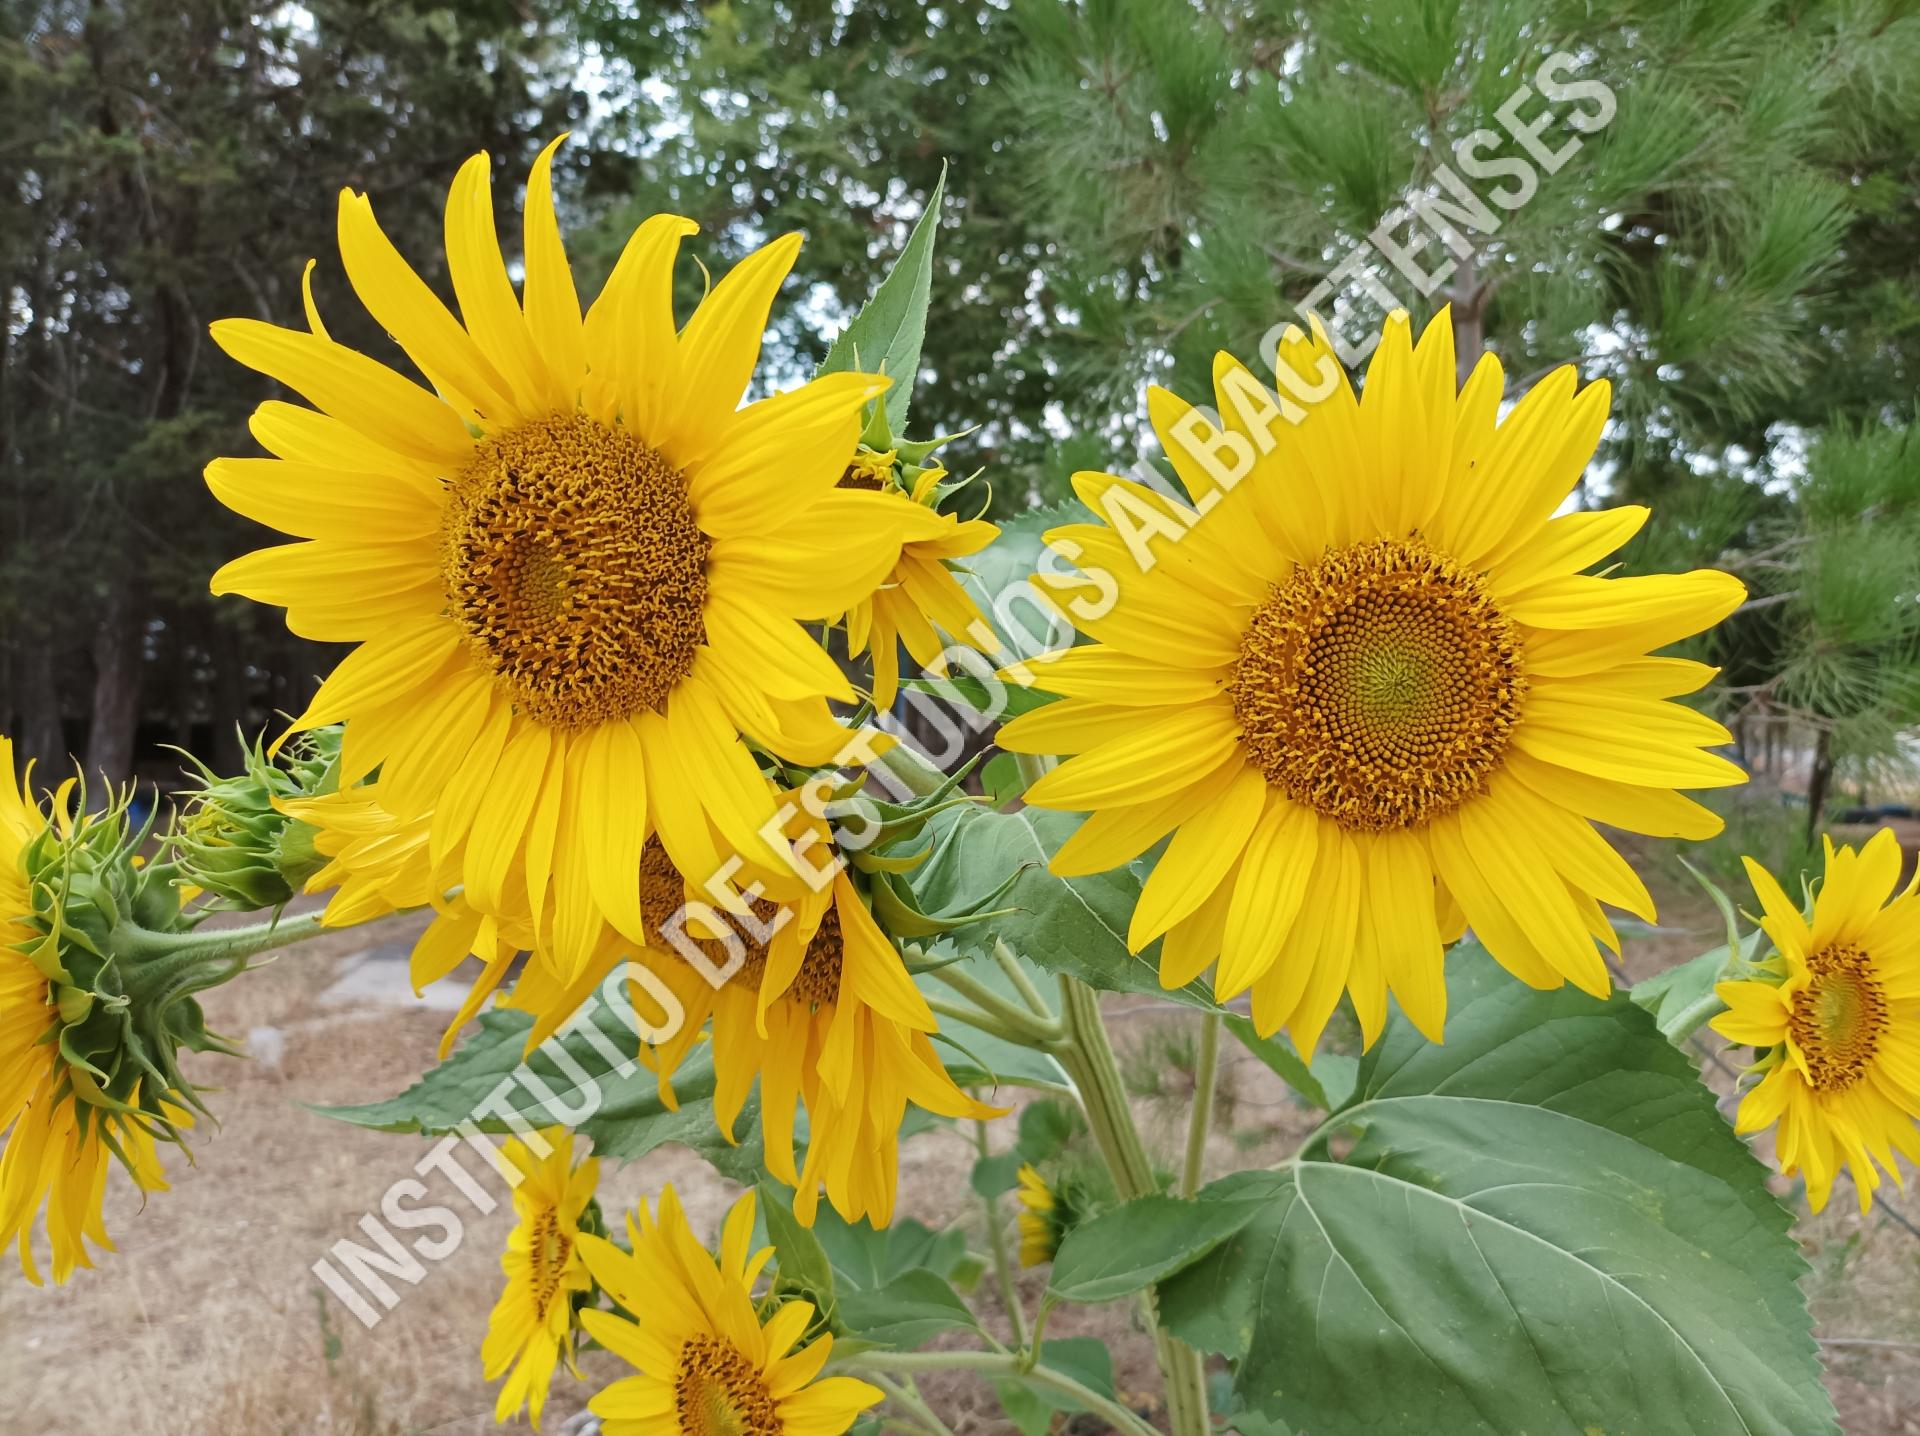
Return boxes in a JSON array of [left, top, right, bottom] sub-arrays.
[[869, 1373, 957, 1436], [1182, 1012, 1220, 1198], [112, 908, 329, 996], [1054, 976, 1210, 1436], [931, 965, 1064, 1044], [975, 1116, 1030, 1348], [849, 1350, 1160, 1436]]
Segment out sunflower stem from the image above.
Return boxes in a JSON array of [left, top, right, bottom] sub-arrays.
[[1054, 975, 1211, 1436], [869, 1374, 957, 1436], [930, 966, 1064, 1045], [111, 909, 329, 999], [992, 938, 1055, 1023], [975, 1115, 1030, 1349], [847, 1350, 1161, 1436], [1181, 1012, 1220, 1198]]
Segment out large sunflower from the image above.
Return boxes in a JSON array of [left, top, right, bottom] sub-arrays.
[[1712, 830, 1920, 1212], [206, 137, 946, 980], [578, 1185, 881, 1436], [1002, 310, 1745, 1052], [484, 1129, 600, 1428], [0, 739, 182, 1284], [632, 795, 999, 1226]]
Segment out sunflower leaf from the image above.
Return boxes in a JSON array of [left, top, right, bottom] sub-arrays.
[[1157, 945, 1836, 1436], [758, 1178, 835, 1310], [907, 803, 1220, 1010], [836, 1267, 982, 1348], [1046, 1189, 1267, 1304], [313, 1003, 766, 1183], [817, 164, 945, 432]]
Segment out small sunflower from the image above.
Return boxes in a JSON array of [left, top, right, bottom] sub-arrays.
[[578, 1185, 882, 1436], [1712, 830, 1920, 1212], [836, 447, 999, 709], [1014, 1162, 1065, 1267], [0, 739, 185, 1284], [635, 794, 1001, 1227], [484, 1129, 600, 1428], [207, 136, 947, 982], [1003, 309, 1745, 1053]]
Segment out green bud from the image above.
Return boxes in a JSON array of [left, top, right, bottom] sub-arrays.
[[171, 727, 339, 911]]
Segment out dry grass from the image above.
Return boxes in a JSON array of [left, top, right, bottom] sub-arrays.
[[1, 878, 1916, 1433]]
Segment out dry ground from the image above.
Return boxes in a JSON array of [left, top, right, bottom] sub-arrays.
[[1, 871, 1916, 1434]]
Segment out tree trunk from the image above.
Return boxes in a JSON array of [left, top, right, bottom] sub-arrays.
[[16, 638, 68, 775], [85, 581, 142, 784], [1805, 728, 1833, 849]]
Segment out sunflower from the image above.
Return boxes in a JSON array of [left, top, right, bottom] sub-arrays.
[[283, 786, 537, 1058], [206, 136, 948, 982], [1712, 830, 1920, 1212], [836, 447, 999, 709], [484, 1129, 600, 1428], [0, 739, 184, 1284], [633, 794, 1000, 1226], [578, 1185, 882, 1436], [1014, 1163, 1064, 1267], [1002, 310, 1745, 1053]]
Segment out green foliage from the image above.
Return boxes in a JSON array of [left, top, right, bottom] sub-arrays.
[[1157, 946, 1836, 1436], [1046, 1191, 1266, 1304], [1222, 1013, 1358, 1111], [818, 166, 946, 434], [317, 1006, 768, 1184], [908, 802, 1219, 1009]]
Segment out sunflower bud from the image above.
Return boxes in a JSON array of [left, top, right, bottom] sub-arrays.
[[172, 728, 339, 910]]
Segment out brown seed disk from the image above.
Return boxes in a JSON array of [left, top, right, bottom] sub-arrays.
[[1230, 537, 1526, 832]]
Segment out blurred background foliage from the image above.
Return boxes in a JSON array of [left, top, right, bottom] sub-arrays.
[[3, 0, 1919, 838]]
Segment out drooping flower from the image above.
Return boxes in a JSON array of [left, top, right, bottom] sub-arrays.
[[578, 1185, 882, 1436], [1712, 830, 1920, 1211], [0, 739, 191, 1284], [1003, 309, 1745, 1053], [205, 136, 946, 982], [1014, 1163, 1064, 1267], [836, 446, 999, 709], [483, 1129, 600, 1428], [631, 791, 1001, 1226]]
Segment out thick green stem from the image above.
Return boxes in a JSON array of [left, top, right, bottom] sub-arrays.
[[1055, 975, 1211, 1436], [111, 909, 329, 999], [869, 1373, 957, 1436], [975, 1116, 1030, 1348], [992, 938, 1055, 1023], [931, 966, 1064, 1045], [849, 1350, 1160, 1436], [1182, 1012, 1220, 1198]]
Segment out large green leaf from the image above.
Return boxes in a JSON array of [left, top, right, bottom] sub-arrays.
[[909, 803, 1219, 1009], [816, 166, 944, 432], [316, 1004, 765, 1183], [1047, 1190, 1267, 1304], [836, 1268, 982, 1347], [1158, 946, 1835, 1436], [810, 1206, 968, 1291]]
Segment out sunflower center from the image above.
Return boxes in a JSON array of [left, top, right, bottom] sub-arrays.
[[1230, 537, 1526, 832], [526, 1206, 571, 1311], [675, 1335, 781, 1436], [639, 840, 845, 1008], [443, 412, 711, 728], [1789, 945, 1888, 1092]]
